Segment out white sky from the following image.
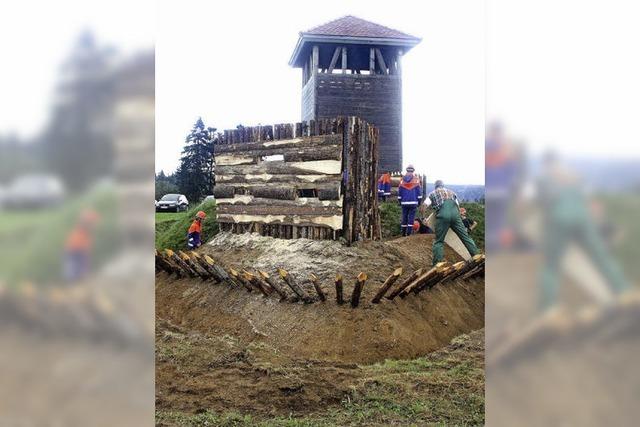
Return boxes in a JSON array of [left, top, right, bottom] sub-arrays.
[[0, 0, 154, 139], [487, 0, 640, 159], [156, 0, 486, 184]]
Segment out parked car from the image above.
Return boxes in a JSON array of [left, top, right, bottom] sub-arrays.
[[156, 193, 189, 212], [3, 174, 65, 209]]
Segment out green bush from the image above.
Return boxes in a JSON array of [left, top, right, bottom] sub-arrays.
[[155, 199, 218, 250], [379, 201, 402, 238]]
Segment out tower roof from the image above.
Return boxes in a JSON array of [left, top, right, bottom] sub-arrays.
[[290, 15, 421, 67], [303, 15, 420, 40]]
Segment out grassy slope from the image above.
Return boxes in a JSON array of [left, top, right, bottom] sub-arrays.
[[0, 184, 118, 286], [155, 200, 218, 250], [156, 330, 485, 426]]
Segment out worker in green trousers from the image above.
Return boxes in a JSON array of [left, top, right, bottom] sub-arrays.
[[428, 180, 479, 265], [538, 153, 629, 311]]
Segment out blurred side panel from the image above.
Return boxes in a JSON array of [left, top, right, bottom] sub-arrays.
[[486, 1, 640, 425]]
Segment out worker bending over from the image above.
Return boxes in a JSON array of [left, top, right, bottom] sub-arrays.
[[377, 171, 391, 201], [428, 180, 479, 264], [397, 165, 422, 236], [187, 210, 207, 249]]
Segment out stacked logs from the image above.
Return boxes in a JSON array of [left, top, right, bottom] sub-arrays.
[[156, 249, 485, 308], [214, 117, 380, 244]]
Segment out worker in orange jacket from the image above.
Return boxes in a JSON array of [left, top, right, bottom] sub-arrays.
[[64, 209, 100, 283], [187, 211, 207, 249], [377, 171, 392, 201]]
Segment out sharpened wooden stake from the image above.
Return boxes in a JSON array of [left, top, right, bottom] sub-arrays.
[[278, 268, 313, 303], [229, 268, 253, 292], [387, 268, 425, 300], [259, 271, 288, 300], [414, 263, 452, 295], [371, 267, 403, 303], [165, 249, 197, 277], [155, 250, 176, 275], [243, 271, 270, 297], [351, 272, 367, 308], [178, 250, 210, 279], [400, 263, 447, 298], [310, 274, 326, 302], [335, 274, 344, 305], [203, 255, 233, 284]]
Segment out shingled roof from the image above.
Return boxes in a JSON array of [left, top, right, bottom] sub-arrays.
[[302, 15, 420, 41], [290, 15, 421, 67]]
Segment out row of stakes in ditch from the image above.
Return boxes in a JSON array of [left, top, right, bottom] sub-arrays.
[[155, 249, 485, 308]]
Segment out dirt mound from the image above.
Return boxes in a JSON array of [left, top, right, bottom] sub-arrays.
[[157, 233, 483, 363]]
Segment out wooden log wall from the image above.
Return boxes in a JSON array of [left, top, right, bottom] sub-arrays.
[[156, 250, 485, 309], [214, 117, 381, 242]]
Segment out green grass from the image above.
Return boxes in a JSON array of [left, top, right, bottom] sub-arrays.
[[0, 184, 119, 286], [156, 333, 485, 426], [155, 200, 218, 250]]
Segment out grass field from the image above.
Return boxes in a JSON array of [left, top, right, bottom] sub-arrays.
[[155, 330, 485, 426], [0, 184, 119, 286]]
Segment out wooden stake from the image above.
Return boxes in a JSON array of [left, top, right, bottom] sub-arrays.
[[165, 249, 197, 277], [278, 268, 313, 303], [229, 268, 253, 292], [335, 274, 344, 305], [400, 263, 447, 298], [309, 274, 326, 302], [259, 271, 288, 300], [243, 271, 270, 297], [386, 268, 425, 300], [351, 272, 367, 308], [371, 267, 403, 303]]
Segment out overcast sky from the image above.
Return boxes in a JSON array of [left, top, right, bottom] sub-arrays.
[[487, 0, 640, 160], [157, 0, 486, 185], [0, 0, 154, 139]]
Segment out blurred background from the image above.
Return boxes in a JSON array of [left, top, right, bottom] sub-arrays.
[[486, 0, 640, 425], [0, 1, 154, 425]]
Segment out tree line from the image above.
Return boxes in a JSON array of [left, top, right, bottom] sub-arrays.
[[156, 118, 218, 203]]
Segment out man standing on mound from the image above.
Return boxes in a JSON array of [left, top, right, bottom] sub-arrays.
[[428, 180, 479, 265]]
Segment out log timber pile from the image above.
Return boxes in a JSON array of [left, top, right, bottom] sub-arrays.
[[155, 250, 485, 309], [214, 117, 381, 244]]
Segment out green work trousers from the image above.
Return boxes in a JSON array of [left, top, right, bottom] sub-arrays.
[[432, 200, 479, 265]]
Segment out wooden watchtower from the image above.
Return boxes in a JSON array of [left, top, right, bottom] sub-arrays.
[[289, 15, 421, 173]]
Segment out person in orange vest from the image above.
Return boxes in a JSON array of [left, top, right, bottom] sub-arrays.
[[377, 171, 392, 202], [187, 211, 207, 249], [64, 209, 100, 283], [397, 164, 422, 236]]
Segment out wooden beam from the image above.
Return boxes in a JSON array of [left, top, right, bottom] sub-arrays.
[[341, 47, 347, 74], [312, 45, 319, 76], [375, 48, 388, 75], [327, 46, 341, 74], [369, 48, 375, 73]]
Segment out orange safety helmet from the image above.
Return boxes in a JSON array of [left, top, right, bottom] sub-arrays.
[[196, 211, 207, 220]]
